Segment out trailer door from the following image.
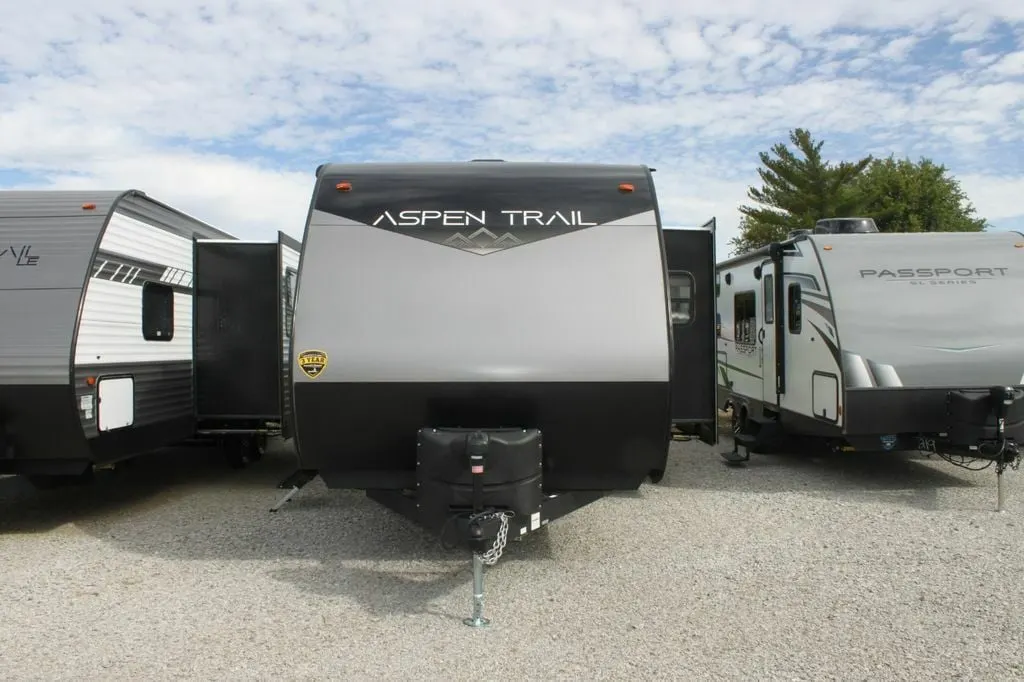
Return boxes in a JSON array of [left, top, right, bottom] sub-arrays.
[[760, 256, 778, 407], [664, 223, 718, 444]]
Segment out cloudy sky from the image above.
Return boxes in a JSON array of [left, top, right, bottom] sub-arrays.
[[1, 1, 1022, 258]]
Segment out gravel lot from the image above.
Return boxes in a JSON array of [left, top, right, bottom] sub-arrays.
[[1, 434, 1023, 681]]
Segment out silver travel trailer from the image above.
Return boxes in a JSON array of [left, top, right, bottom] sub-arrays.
[[278, 160, 718, 625], [0, 189, 237, 487], [191, 231, 302, 465], [715, 218, 1024, 502]]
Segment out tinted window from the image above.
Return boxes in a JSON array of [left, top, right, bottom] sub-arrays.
[[142, 281, 174, 341]]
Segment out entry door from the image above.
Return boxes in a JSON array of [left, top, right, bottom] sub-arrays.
[[663, 226, 717, 444], [760, 259, 778, 407], [97, 376, 135, 432]]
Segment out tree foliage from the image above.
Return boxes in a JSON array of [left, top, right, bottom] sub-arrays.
[[729, 128, 872, 254], [728, 128, 988, 255], [854, 155, 986, 234]]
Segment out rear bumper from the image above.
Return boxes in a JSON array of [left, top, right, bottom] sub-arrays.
[[844, 386, 1024, 455]]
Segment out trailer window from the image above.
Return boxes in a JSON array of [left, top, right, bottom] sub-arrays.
[[734, 290, 757, 345], [763, 274, 774, 324], [142, 281, 174, 341], [788, 282, 802, 334], [668, 272, 693, 325], [785, 273, 820, 291]]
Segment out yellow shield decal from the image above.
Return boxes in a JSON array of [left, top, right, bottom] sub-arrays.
[[296, 349, 328, 379]]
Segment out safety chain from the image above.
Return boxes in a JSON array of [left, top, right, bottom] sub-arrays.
[[474, 511, 511, 566]]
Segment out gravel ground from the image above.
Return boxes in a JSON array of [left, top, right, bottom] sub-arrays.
[[1, 435, 1023, 681]]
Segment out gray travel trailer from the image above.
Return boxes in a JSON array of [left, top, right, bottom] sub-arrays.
[[715, 218, 1024, 491], [0, 189, 237, 487], [278, 160, 717, 625], [191, 231, 301, 465], [663, 219, 719, 444]]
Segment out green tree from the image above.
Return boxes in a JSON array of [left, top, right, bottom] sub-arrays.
[[729, 128, 872, 254], [853, 155, 987, 233]]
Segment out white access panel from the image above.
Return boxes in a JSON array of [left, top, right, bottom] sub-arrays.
[[812, 372, 839, 422], [97, 376, 135, 431]]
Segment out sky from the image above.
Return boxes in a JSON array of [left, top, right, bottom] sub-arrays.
[[1, 1, 1023, 260]]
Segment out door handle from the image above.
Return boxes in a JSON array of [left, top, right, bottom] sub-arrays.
[[758, 327, 765, 343]]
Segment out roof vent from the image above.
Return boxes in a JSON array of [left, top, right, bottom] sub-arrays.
[[813, 217, 879, 235], [469, 158, 505, 162]]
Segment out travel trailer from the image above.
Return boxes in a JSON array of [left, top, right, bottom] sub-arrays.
[[0, 190, 237, 487], [191, 232, 301, 465], [278, 160, 718, 625], [715, 218, 1024, 493]]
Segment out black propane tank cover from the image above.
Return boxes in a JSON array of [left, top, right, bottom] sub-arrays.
[[415, 427, 544, 534]]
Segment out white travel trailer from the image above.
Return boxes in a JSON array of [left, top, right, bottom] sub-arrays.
[[0, 189, 238, 487], [716, 218, 1024, 496]]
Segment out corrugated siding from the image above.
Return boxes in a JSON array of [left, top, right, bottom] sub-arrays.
[[72, 191, 235, 435], [280, 241, 300, 427], [116, 193, 236, 241], [0, 196, 107, 385], [75, 360, 194, 438], [0, 190, 127, 219]]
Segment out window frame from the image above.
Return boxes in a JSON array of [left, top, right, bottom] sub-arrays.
[[733, 289, 757, 345], [787, 281, 803, 334], [141, 280, 175, 342], [668, 270, 695, 326]]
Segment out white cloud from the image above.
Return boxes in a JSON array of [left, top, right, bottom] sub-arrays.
[[0, 0, 1022, 260], [989, 50, 1024, 75], [957, 175, 1024, 221]]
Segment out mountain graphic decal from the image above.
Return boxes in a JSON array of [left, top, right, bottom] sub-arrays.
[[441, 228, 524, 255]]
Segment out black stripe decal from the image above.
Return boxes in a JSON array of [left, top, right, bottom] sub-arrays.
[[802, 298, 835, 326], [810, 321, 841, 368], [802, 289, 830, 302], [91, 249, 192, 294], [721, 362, 762, 381]]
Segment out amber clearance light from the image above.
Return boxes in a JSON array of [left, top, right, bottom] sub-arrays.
[[82, 203, 96, 210], [336, 182, 352, 192], [618, 183, 634, 193]]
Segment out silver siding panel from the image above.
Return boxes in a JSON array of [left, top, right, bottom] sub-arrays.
[[0, 204, 106, 386], [0, 191, 126, 219], [293, 209, 669, 384], [116, 193, 234, 241], [816, 231, 1024, 388]]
